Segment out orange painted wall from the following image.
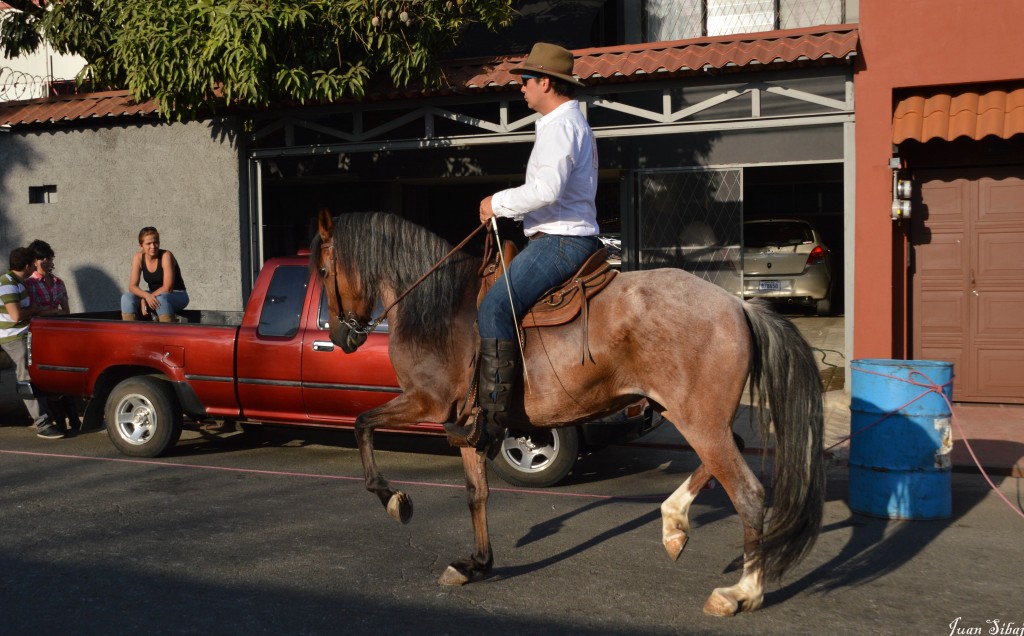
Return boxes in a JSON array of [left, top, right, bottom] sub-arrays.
[[854, 0, 1024, 358]]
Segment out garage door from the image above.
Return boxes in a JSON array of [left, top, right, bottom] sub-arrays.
[[911, 166, 1024, 404], [636, 168, 742, 294]]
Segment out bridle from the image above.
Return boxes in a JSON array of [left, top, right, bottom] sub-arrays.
[[319, 221, 489, 335], [318, 240, 375, 335]]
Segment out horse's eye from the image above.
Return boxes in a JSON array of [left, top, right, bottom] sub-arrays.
[[319, 266, 327, 278]]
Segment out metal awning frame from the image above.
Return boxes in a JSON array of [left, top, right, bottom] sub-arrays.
[[248, 72, 854, 159]]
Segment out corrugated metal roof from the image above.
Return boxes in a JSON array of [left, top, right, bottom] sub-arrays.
[[893, 85, 1024, 143], [0, 26, 857, 128], [0, 89, 160, 127]]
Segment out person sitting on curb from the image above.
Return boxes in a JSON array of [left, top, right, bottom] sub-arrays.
[[1, 247, 62, 439]]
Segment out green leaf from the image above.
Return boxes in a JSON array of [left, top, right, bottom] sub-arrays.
[[12, 0, 514, 121]]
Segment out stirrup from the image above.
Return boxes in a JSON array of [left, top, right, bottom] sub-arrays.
[[444, 414, 483, 449], [444, 410, 504, 459]]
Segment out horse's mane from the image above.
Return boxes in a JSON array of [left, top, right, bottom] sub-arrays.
[[311, 212, 478, 353]]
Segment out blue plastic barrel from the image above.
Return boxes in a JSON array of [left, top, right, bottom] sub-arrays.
[[848, 359, 953, 520]]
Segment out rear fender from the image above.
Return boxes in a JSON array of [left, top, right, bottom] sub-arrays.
[[92, 366, 176, 413]]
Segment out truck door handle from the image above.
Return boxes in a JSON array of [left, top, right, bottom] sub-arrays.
[[312, 341, 335, 352]]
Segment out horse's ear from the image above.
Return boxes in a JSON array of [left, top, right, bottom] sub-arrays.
[[317, 208, 334, 244]]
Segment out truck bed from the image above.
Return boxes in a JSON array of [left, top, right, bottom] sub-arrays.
[[44, 309, 245, 327]]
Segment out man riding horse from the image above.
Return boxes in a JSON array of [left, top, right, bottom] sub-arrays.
[[445, 42, 602, 457]]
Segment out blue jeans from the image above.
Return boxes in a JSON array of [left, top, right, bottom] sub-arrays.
[[479, 234, 600, 340], [120, 290, 190, 317]]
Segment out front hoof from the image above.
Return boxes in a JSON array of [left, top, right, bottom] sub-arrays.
[[386, 491, 413, 524], [438, 565, 469, 586], [663, 531, 689, 561], [703, 589, 739, 617]]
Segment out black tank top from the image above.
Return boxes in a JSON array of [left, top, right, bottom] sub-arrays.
[[142, 250, 187, 292]]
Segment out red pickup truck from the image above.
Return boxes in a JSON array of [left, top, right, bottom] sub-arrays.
[[27, 255, 657, 487]]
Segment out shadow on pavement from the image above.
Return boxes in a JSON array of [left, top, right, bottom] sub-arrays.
[[768, 452, 1023, 607]]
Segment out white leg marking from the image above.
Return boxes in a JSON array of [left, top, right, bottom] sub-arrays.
[[704, 556, 765, 616], [661, 474, 698, 559]]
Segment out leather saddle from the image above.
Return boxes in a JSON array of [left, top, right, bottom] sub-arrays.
[[477, 237, 617, 362]]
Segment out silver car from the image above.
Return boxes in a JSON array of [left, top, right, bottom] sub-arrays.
[[741, 218, 833, 316]]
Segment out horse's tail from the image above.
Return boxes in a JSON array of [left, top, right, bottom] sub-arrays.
[[742, 299, 825, 581]]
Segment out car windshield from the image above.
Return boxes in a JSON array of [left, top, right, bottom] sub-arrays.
[[744, 221, 814, 248]]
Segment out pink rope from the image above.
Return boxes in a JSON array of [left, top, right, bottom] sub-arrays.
[[0, 449, 665, 502], [835, 366, 1024, 520]]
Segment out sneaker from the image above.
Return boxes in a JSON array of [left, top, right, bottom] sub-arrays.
[[36, 425, 65, 440]]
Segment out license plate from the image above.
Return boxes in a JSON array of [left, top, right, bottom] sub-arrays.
[[758, 280, 781, 291]]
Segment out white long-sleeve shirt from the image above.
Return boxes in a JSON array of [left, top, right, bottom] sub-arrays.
[[490, 100, 599, 237]]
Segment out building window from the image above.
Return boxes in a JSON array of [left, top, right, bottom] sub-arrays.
[[645, 0, 845, 41], [29, 185, 58, 204]]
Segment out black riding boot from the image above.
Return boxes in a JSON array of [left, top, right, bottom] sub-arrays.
[[445, 338, 519, 458], [475, 338, 520, 457]]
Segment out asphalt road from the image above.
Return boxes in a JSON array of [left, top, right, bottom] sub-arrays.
[[1, 421, 1022, 636]]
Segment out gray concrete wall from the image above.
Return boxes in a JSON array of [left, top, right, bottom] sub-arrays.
[[0, 118, 246, 312]]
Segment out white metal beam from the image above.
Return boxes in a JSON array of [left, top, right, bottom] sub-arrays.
[[249, 112, 853, 159]]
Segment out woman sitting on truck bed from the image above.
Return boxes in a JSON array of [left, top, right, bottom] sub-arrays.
[[120, 226, 189, 322]]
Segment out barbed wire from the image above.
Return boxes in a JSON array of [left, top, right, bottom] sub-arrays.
[[0, 66, 80, 102], [0, 66, 50, 101]]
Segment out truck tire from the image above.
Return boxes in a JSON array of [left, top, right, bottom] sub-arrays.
[[488, 426, 579, 488], [105, 376, 183, 458]]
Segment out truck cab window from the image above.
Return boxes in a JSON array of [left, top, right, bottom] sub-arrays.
[[257, 266, 308, 338], [317, 291, 388, 333]]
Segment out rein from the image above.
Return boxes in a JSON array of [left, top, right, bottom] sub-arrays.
[[331, 221, 489, 335]]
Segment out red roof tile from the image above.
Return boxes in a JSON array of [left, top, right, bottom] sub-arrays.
[[893, 84, 1024, 143], [446, 25, 857, 90], [0, 89, 160, 127], [0, 26, 857, 127]]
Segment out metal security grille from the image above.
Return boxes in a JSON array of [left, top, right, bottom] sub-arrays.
[[645, 0, 845, 39], [636, 168, 743, 294]]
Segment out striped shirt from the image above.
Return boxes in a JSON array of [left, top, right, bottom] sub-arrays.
[[0, 269, 31, 343]]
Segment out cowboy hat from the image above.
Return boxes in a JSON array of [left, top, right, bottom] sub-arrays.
[[510, 42, 584, 87]]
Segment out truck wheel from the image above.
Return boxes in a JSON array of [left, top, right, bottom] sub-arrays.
[[488, 426, 579, 488], [105, 377, 183, 458]]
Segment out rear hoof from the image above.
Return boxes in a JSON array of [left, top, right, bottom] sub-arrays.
[[663, 531, 688, 561], [703, 589, 739, 617], [438, 566, 469, 586], [386, 491, 413, 524]]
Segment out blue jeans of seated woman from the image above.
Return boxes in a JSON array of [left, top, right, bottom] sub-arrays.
[[120, 290, 190, 317], [478, 234, 600, 340]]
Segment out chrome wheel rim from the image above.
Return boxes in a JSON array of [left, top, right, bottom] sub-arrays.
[[499, 431, 559, 474], [114, 394, 157, 446]]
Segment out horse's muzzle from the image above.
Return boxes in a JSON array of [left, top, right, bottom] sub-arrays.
[[330, 322, 367, 354]]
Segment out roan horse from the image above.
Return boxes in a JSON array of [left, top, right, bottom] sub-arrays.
[[311, 209, 825, 616]]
